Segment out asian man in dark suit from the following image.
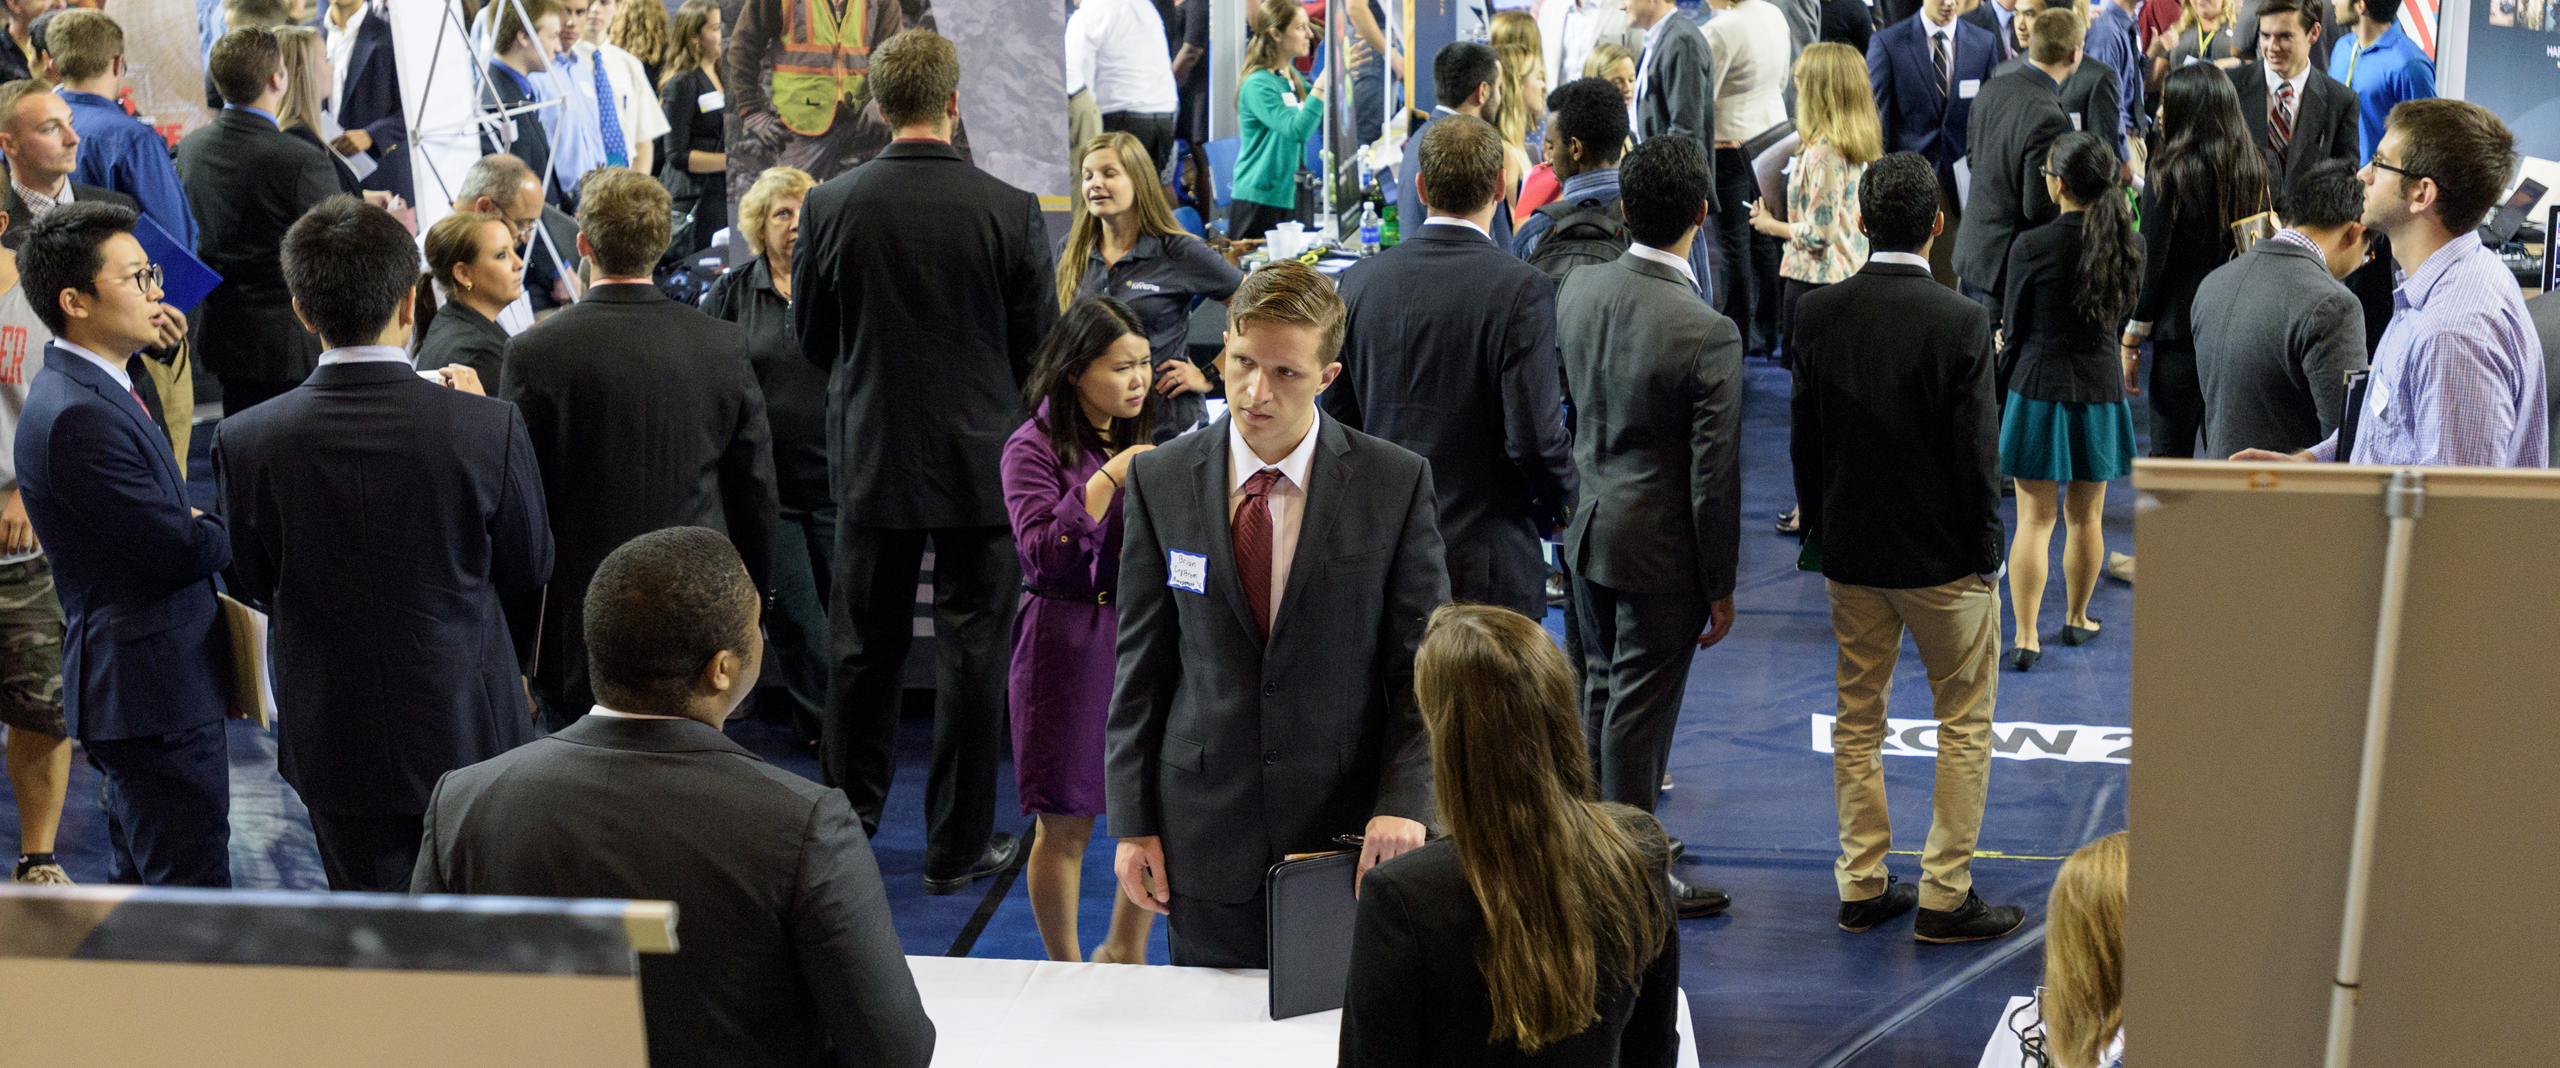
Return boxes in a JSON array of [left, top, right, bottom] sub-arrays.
[[791, 30, 1054, 895], [311, 0, 411, 201], [212, 197, 553, 893], [1868, 0, 1998, 285], [1553, 136, 1742, 920], [501, 167, 778, 734], [179, 28, 337, 415], [1107, 261, 1449, 968], [413, 528, 934, 1068], [15, 202, 234, 887], [1626, 0, 1723, 296], [1954, 9, 2082, 313], [1328, 114, 1574, 619], [2227, 0, 2358, 199]]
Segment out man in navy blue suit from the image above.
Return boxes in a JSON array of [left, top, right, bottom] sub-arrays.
[[15, 202, 233, 887], [314, 0, 411, 201], [1867, 0, 1997, 287]]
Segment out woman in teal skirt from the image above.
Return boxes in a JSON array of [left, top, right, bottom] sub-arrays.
[[1995, 132, 2140, 671]]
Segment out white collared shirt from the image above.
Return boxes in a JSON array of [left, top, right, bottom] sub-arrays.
[[1637, 12, 1674, 108], [1869, 250, 1932, 270], [317, 344, 413, 367], [1922, 13, 1957, 92], [1227, 410, 1321, 632], [1548, 0, 1612, 90], [1064, 0, 1181, 114], [2265, 61, 2310, 111], [1421, 215, 1492, 239], [1628, 241, 1701, 292], [55, 338, 132, 392], [587, 704, 686, 721], [571, 40, 674, 155], [326, 1, 366, 114]]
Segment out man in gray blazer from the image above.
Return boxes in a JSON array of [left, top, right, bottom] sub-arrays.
[[1627, 0, 1722, 299], [1556, 135, 1742, 920], [2192, 159, 2370, 457], [2528, 291, 2560, 466], [1107, 262, 1450, 968], [1953, 9, 2079, 314], [413, 528, 932, 1068]]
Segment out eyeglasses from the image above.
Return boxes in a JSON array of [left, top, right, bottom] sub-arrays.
[[2366, 153, 2426, 182], [89, 263, 163, 295]]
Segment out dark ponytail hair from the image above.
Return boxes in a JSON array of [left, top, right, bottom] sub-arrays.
[[2049, 131, 2139, 328], [1022, 297, 1155, 467]]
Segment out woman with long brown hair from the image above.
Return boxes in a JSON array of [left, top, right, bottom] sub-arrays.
[[658, 0, 727, 256], [1230, 0, 1326, 242], [1340, 605, 1679, 1066], [1060, 131, 1241, 442], [2121, 63, 2268, 458]]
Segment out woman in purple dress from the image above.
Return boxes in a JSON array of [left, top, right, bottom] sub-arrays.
[[1003, 297, 1159, 963]]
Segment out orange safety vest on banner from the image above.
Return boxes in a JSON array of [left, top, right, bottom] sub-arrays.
[[770, 0, 880, 136]]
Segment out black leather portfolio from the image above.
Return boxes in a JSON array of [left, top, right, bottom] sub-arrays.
[[1265, 849, 1359, 1020]]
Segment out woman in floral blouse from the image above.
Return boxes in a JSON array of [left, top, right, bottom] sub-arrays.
[[1751, 41, 1879, 536]]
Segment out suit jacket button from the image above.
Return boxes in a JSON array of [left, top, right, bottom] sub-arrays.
[[1262, 682, 1277, 697], [1263, 751, 1278, 765]]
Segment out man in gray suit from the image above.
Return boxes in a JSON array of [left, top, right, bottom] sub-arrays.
[[2192, 159, 2370, 457], [1627, 0, 1722, 300], [413, 528, 933, 1068], [1953, 8, 2080, 314], [1556, 135, 1742, 920], [2529, 292, 2560, 466], [1107, 262, 1449, 968]]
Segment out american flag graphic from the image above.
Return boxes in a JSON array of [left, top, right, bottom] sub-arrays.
[[2399, 0, 2441, 57]]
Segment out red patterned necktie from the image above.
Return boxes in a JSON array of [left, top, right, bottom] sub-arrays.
[[1232, 468, 1281, 642], [2270, 82, 2295, 160], [127, 385, 150, 417]]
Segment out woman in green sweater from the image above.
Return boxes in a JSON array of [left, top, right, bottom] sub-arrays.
[[1230, 0, 1326, 243]]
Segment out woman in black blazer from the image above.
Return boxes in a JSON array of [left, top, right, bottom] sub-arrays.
[[412, 211, 524, 386], [1997, 132, 2142, 672], [2121, 64, 2268, 458], [1340, 605, 1680, 1068]]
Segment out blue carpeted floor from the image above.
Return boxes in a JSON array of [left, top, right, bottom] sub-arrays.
[[1, 359, 2133, 1067]]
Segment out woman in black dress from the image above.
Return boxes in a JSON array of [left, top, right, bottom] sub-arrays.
[[2121, 64, 2268, 457], [412, 211, 524, 386], [1340, 605, 1679, 1067], [659, 0, 727, 256]]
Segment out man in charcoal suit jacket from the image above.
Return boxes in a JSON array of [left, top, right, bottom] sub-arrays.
[[1108, 262, 1448, 968], [213, 197, 552, 892], [1328, 114, 1574, 619], [1627, 0, 1723, 298], [1954, 9, 2081, 313]]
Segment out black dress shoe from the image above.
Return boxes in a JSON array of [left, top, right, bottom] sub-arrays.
[[1837, 876, 1918, 933], [1913, 890, 2026, 944], [2003, 647, 2040, 672], [1668, 871, 1730, 919], [923, 832, 1020, 896], [2059, 618, 2103, 646]]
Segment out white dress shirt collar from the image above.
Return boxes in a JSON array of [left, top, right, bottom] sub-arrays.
[[2265, 60, 2310, 101], [55, 338, 133, 391], [1627, 241, 1701, 290], [588, 704, 687, 721], [1228, 409, 1321, 494], [1869, 250, 1932, 269], [317, 344, 414, 367], [326, 1, 366, 113], [1421, 215, 1492, 239]]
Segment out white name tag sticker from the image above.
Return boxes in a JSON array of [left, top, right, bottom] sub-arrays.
[[2071, 112, 2085, 131], [1281, 91, 1301, 108], [698, 89, 725, 112], [1958, 78, 1981, 99], [1168, 550, 1209, 594]]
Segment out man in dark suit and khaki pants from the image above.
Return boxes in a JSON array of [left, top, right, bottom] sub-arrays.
[[1790, 152, 2023, 943], [793, 29, 1057, 895], [1108, 262, 1449, 968], [213, 197, 554, 892], [413, 528, 934, 1068], [1328, 114, 1574, 619], [1555, 136, 1742, 920]]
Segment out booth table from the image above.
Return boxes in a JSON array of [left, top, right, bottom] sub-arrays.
[[906, 956, 1702, 1067]]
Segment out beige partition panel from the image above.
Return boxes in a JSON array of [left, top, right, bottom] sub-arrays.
[[2127, 460, 2557, 1066]]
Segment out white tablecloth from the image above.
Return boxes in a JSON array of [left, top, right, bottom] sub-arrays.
[[907, 956, 1700, 1067]]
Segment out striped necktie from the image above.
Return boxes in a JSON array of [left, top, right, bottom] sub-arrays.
[[1931, 32, 1951, 99], [2270, 82, 2295, 160], [1232, 468, 1281, 642]]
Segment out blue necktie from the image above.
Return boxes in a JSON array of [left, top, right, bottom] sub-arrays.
[[591, 55, 628, 168]]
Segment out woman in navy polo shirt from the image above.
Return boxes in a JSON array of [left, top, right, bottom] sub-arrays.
[[1058, 131, 1243, 442]]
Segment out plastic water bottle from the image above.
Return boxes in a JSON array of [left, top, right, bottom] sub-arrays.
[[1357, 201, 1381, 255]]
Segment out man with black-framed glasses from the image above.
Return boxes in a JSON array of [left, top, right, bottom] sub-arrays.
[[15, 201, 234, 887], [2233, 99, 2547, 467]]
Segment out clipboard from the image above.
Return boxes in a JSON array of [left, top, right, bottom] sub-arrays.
[[132, 212, 221, 315], [1265, 849, 1359, 1020]]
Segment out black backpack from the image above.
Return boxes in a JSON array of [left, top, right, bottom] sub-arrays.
[[1525, 196, 1632, 287]]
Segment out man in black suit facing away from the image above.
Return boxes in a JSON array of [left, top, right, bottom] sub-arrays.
[[1108, 262, 1448, 967], [211, 197, 553, 892], [1791, 152, 2023, 943], [413, 528, 934, 1068], [501, 167, 778, 733], [792, 29, 1054, 895], [1989, 0, 2120, 176], [1328, 114, 1574, 619], [178, 28, 337, 415], [1954, 8, 2082, 314], [2227, 0, 2359, 198]]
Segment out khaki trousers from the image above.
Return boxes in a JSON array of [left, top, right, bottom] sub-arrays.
[[1827, 575, 2000, 911]]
